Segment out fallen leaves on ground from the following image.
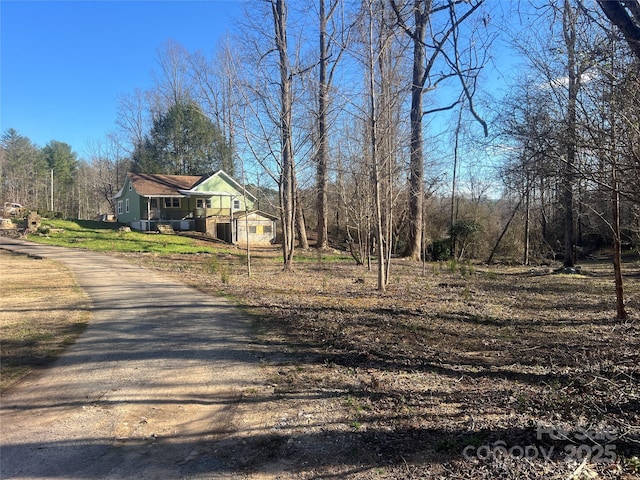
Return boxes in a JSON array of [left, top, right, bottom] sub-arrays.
[[122, 248, 640, 479]]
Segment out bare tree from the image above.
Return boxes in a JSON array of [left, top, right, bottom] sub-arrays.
[[364, 0, 387, 290], [235, 0, 300, 269], [189, 38, 240, 175], [115, 88, 152, 155], [314, 0, 352, 250], [152, 39, 194, 111], [579, 31, 634, 320], [391, 0, 489, 261], [85, 134, 130, 214], [355, 0, 406, 290], [273, 0, 297, 268], [562, 0, 580, 268]]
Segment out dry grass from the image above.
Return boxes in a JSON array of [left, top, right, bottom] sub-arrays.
[[4, 239, 637, 478], [0, 250, 90, 391], [128, 247, 640, 479]]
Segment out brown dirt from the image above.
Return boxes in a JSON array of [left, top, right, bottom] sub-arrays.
[[117, 247, 640, 479]]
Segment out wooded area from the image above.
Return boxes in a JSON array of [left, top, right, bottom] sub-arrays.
[[1, 1, 639, 296]]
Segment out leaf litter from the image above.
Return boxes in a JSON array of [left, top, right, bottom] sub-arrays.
[[120, 249, 640, 479]]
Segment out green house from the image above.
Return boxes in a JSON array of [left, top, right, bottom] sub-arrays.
[[112, 170, 277, 244]]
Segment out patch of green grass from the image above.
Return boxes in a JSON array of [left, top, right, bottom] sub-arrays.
[[434, 438, 458, 452], [459, 261, 474, 277], [447, 259, 458, 273], [220, 265, 230, 284], [27, 219, 217, 254], [624, 456, 640, 474], [206, 256, 221, 274], [461, 286, 472, 301]]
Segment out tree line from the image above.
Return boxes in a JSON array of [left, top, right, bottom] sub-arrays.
[[1, 0, 639, 302]]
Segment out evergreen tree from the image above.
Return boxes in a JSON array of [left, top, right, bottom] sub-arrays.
[[42, 140, 78, 216], [1, 128, 48, 208], [132, 101, 233, 175]]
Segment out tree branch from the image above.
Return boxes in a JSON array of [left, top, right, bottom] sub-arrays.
[[597, 0, 640, 60]]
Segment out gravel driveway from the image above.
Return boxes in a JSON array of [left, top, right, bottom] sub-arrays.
[[1, 239, 259, 479]]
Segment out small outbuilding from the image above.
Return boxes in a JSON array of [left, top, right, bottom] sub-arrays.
[[235, 211, 279, 246]]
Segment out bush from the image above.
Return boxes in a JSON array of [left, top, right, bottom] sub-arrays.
[[39, 211, 63, 219], [429, 238, 451, 261]]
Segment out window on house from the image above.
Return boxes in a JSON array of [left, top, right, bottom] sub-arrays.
[[125, 198, 130, 213], [164, 197, 180, 208], [233, 199, 241, 210], [263, 225, 272, 234], [150, 198, 158, 208], [117, 200, 123, 215], [196, 198, 212, 209], [249, 225, 257, 234]]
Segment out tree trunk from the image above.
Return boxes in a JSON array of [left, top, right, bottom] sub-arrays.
[[486, 196, 523, 265], [450, 106, 462, 258], [272, 0, 296, 270], [608, 40, 628, 321], [404, 2, 426, 261], [316, 0, 330, 250], [366, 0, 387, 291], [612, 162, 628, 320], [562, 0, 577, 268], [523, 176, 531, 266], [295, 187, 309, 249]]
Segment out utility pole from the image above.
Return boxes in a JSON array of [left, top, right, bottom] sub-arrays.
[[50, 169, 54, 211]]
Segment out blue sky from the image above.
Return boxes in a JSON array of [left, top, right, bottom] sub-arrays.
[[1, 0, 242, 156]]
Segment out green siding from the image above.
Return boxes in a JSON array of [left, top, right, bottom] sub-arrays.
[[193, 172, 255, 211], [116, 176, 145, 224], [116, 170, 255, 228]]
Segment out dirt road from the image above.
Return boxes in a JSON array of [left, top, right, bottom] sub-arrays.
[[0, 239, 260, 479]]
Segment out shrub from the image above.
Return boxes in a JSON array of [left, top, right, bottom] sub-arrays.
[[429, 238, 451, 261]]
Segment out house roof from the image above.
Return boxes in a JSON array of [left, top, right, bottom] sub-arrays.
[[235, 210, 279, 221], [112, 170, 257, 201], [128, 173, 204, 197]]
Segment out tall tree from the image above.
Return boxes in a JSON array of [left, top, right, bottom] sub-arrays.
[[364, 0, 387, 290], [236, 0, 305, 270], [115, 88, 151, 155], [152, 39, 194, 112], [562, 0, 579, 268], [357, 0, 405, 290], [315, 0, 351, 250], [272, 0, 297, 269], [189, 38, 241, 177], [391, 0, 488, 260], [0, 129, 47, 209], [86, 135, 130, 215], [42, 140, 78, 216], [132, 101, 232, 175]]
